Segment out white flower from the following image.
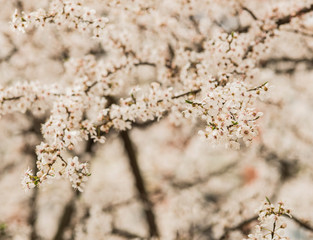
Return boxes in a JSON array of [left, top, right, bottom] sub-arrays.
[[66, 156, 90, 192], [21, 168, 36, 191], [63, 129, 82, 148]]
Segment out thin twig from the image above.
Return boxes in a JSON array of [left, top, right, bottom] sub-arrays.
[[247, 81, 268, 92], [242, 7, 258, 20], [243, 4, 313, 59]]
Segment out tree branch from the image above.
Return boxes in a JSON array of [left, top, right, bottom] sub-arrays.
[[120, 131, 159, 238], [289, 215, 313, 232], [218, 215, 258, 240], [112, 228, 143, 239], [53, 138, 95, 240], [24, 113, 45, 240], [243, 4, 313, 59], [259, 57, 313, 68], [53, 193, 79, 240], [242, 7, 258, 20], [276, 4, 313, 27], [171, 161, 237, 190]]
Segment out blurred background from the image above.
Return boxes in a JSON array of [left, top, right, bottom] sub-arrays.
[[1, 0, 313, 239]]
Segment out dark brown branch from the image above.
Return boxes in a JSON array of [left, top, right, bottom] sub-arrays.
[[15, 0, 23, 11], [243, 4, 313, 59], [0, 47, 18, 63], [134, 61, 156, 67], [288, 215, 313, 232], [236, 25, 250, 33], [102, 198, 136, 212], [1, 96, 23, 104], [247, 81, 268, 92], [28, 184, 39, 240], [88, 43, 106, 59], [172, 89, 201, 99], [242, 7, 258, 20], [259, 57, 313, 74], [132, 116, 163, 129], [84, 61, 156, 94], [276, 4, 313, 27], [0, 33, 18, 64], [218, 215, 258, 240], [0, 162, 16, 181], [120, 131, 159, 238], [171, 161, 237, 190], [112, 228, 143, 239], [284, 28, 313, 38], [189, 15, 201, 34], [53, 138, 95, 240], [23, 113, 45, 240], [260, 145, 300, 182], [260, 57, 313, 67], [53, 194, 79, 240], [167, 44, 175, 67]]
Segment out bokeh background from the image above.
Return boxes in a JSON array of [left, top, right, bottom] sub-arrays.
[[1, 0, 313, 239]]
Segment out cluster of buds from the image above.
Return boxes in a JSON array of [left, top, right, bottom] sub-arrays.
[[245, 199, 292, 240]]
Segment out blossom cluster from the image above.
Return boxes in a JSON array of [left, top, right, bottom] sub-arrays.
[[66, 156, 90, 192], [245, 200, 291, 240], [1, 0, 313, 239], [22, 143, 91, 192], [6, 0, 312, 192], [8, 0, 271, 191], [21, 168, 37, 190], [189, 81, 267, 149], [65, 55, 135, 97], [11, 0, 108, 37], [0, 82, 53, 117], [96, 83, 174, 131]]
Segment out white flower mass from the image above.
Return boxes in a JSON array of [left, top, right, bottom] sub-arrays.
[[0, 0, 313, 239]]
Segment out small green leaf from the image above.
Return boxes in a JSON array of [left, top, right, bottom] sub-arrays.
[[265, 196, 271, 204], [33, 176, 40, 186], [185, 100, 193, 104], [209, 122, 217, 130], [231, 121, 238, 125]]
